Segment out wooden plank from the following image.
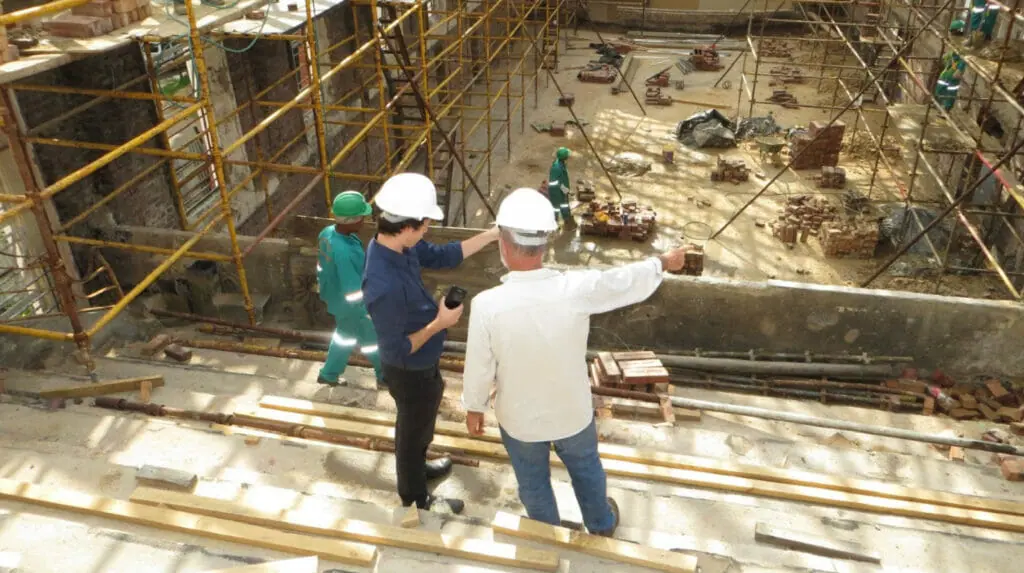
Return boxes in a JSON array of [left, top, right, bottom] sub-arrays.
[[257, 397, 1024, 519], [621, 367, 670, 385], [0, 479, 377, 566], [610, 351, 657, 361], [753, 523, 881, 564], [597, 352, 622, 383], [204, 556, 318, 573], [131, 487, 560, 571], [36, 376, 164, 398], [492, 512, 698, 573]]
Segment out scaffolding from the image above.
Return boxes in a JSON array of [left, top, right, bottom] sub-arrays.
[[723, 0, 1024, 300], [0, 0, 561, 375]]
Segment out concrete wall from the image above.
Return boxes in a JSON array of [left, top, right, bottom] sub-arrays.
[[108, 216, 1024, 376]]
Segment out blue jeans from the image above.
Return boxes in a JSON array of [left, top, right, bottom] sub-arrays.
[[319, 311, 382, 383], [499, 419, 614, 533]]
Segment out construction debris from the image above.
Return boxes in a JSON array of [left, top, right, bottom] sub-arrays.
[[768, 66, 806, 86], [593, 351, 671, 390], [606, 152, 652, 176], [580, 200, 657, 241], [818, 166, 847, 189], [644, 86, 672, 105], [577, 65, 616, 83], [645, 67, 671, 87], [575, 180, 596, 202], [710, 157, 750, 184], [790, 121, 846, 170], [136, 464, 198, 491], [557, 94, 575, 106], [759, 39, 793, 59], [690, 45, 722, 71], [676, 109, 736, 148], [771, 196, 839, 245], [675, 59, 695, 75], [768, 89, 800, 109], [820, 220, 881, 259]]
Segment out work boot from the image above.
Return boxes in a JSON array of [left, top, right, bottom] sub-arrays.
[[591, 497, 619, 537], [404, 494, 464, 515], [317, 376, 345, 387], [425, 456, 454, 481]]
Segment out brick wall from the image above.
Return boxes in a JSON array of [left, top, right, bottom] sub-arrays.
[[16, 45, 179, 232]]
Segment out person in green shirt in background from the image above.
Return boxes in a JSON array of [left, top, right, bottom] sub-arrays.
[[547, 147, 575, 228], [316, 191, 383, 387]]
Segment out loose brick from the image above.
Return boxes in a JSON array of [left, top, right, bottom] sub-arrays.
[[596, 352, 621, 384], [112, 0, 136, 13], [1011, 422, 1024, 436], [621, 366, 670, 385], [949, 408, 979, 420], [979, 403, 1001, 421], [113, 12, 131, 29], [997, 407, 1024, 423], [163, 343, 193, 363], [73, 0, 114, 17], [1000, 457, 1024, 481], [987, 379, 1011, 401], [948, 446, 965, 462], [43, 14, 106, 38], [960, 394, 978, 410], [922, 397, 935, 416], [611, 351, 658, 361]]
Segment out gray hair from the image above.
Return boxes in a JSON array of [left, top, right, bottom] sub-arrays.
[[499, 227, 549, 256], [335, 215, 364, 225]]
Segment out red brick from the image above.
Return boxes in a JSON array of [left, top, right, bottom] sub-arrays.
[[960, 394, 978, 410], [596, 352, 621, 384], [922, 397, 935, 416], [72, 0, 113, 17], [979, 403, 1001, 421], [1000, 457, 1024, 481], [987, 379, 1009, 398], [997, 406, 1024, 423], [43, 14, 106, 38], [111, 0, 136, 14]]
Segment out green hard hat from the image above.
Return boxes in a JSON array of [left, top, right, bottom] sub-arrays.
[[332, 190, 372, 218], [950, 19, 965, 32], [556, 147, 570, 160]]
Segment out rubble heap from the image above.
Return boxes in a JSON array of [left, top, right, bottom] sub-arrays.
[[820, 219, 880, 259], [580, 200, 657, 242], [790, 121, 845, 170], [770, 195, 838, 245]]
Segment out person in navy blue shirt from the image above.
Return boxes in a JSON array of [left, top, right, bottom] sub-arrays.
[[364, 173, 498, 514]]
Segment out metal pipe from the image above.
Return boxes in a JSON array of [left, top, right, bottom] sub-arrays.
[[653, 354, 895, 379], [53, 234, 233, 262], [0, 0, 91, 25], [661, 393, 1024, 456]]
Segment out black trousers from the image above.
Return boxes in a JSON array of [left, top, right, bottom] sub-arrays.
[[383, 362, 445, 506]]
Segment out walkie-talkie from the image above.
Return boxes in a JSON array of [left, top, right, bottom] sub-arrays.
[[444, 285, 467, 309]]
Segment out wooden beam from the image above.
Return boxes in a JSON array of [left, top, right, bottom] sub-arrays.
[[257, 397, 1024, 518], [492, 512, 698, 573], [754, 523, 881, 564], [204, 556, 319, 573], [0, 479, 377, 566], [243, 408, 1024, 534], [130, 486, 561, 572], [37, 376, 164, 398]]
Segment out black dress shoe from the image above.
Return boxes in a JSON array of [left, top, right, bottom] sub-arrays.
[[424, 456, 453, 481]]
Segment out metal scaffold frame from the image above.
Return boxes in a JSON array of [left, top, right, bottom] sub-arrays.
[[0, 0, 560, 376], [724, 0, 1024, 300]]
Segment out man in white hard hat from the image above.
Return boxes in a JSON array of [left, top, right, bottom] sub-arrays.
[[363, 172, 499, 514], [461, 188, 688, 537]]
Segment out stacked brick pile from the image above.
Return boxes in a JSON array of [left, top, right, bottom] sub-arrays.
[[819, 219, 879, 258], [44, 0, 152, 39], [580, 200, 657, 242], [790, 120, 846, 170], [943, 379, 1024, 424], [770, 195, 838, 245]]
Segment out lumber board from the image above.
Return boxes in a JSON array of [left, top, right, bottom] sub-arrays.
[[131, 486, 560, 571], [257, 397, 1024, 519], [0, 479, 377, 566], [204, 556, 318, 573], [36, 376, 164, 398], [753, 523, 880, 564], [492, 512, 698, 573]]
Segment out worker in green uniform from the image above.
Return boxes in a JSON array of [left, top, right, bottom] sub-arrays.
[[547, 147, 574, 227], [316, 190, 382, 387], [942, 51, 966, 75], [966, 0, 1000, 46], [935, 64, 962, 111]]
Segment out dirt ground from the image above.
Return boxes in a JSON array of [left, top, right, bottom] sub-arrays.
[[452, 31, 1008, 299]]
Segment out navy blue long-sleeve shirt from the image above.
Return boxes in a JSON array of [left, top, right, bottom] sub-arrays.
[[363, 238, 464, 369]]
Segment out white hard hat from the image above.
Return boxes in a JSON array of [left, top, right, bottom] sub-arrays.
[[496, 188, 558, 233], [375, 173, 444, 221]]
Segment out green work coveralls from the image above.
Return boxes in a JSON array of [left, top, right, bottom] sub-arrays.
[[317, 226, 382, 383], [934, 66, 961, 112], [547, 158, 572, 222]]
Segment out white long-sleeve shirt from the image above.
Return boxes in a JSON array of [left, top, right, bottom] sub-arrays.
[[462, 258, 664, 442]]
